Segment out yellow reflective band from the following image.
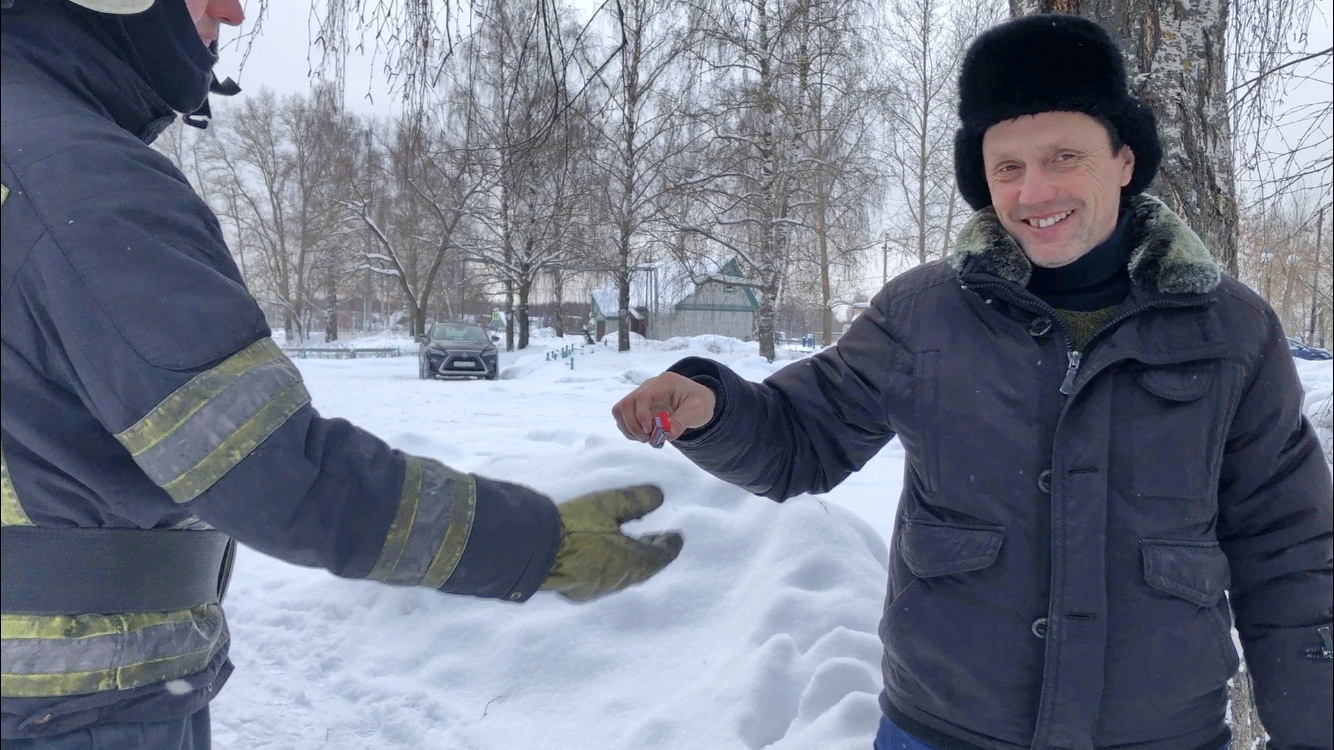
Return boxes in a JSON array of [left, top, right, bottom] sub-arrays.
[[1, 605, 226, 698], [367, 457, 424, 583], [114, 339, 311, 503], [1, 645, 220, 698], [420, 477, 476, 589], [157, 381, 309, 503], [116, 339, 285, 457], [1, 608, 204, 640], [1, 448, 34, 527], [1, 183, 9, 205]]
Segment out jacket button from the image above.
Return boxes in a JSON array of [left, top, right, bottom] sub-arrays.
[[508, 591, 523, 601], [1028, 317, 1053, 337], [1038, 469, 1053, 494], [1032, 618, 1048, 639]]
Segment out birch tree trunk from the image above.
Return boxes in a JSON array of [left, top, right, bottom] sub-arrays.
[[1011, 0, 1240, 275]]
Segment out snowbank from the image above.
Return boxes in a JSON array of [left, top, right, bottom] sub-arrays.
[[212, 336, 892, 749], [1295, 358, 1334, 462], [210, 336, 1331, 749]]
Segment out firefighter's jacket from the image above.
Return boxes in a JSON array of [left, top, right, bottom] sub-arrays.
[[1, 4, 559, 737]]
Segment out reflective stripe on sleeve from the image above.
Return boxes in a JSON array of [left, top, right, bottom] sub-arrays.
[[0, 605, 226, 698], [367, 456, 476, 587], [115, 339, 310, 503], [1, 448, 34, 527]]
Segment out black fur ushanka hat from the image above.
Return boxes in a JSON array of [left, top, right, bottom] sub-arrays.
[[953, 14, 1163, 211]]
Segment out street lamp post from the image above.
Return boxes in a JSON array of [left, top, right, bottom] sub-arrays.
[[632, 264, 660, 340]]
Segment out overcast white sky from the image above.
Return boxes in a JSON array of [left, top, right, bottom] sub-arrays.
[[219, 0, 391, 113], [225, 1, 1330, 109], [220, 0, 610, 114]]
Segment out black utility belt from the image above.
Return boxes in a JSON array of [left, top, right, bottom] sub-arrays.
[[0, 526, 236, 615]]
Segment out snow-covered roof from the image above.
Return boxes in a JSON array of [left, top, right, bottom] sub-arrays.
[[590, 258, 752, 318], [590, 287, 645, 319]]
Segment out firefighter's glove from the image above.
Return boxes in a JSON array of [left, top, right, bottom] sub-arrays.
[[540, 485, 683, 602]]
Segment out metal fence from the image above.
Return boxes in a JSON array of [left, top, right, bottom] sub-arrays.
[[285, 347, 411, 359]]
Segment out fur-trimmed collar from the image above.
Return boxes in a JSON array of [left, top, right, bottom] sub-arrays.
[[949, 194, 1221, 295]]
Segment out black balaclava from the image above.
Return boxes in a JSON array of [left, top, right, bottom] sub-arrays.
[[74, 0, 239, 126], [118, 0, 215, 112]]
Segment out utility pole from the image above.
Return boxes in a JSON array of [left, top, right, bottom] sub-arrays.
[[882, 231, 890, 287]]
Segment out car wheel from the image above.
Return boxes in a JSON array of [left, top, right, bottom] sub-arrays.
[[485, 368, 500, 381], [418, 355, 433, 380]]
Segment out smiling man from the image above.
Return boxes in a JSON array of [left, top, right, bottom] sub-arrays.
[[613, 14, 1332, 750]]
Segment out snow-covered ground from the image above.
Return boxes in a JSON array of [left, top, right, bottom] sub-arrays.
[[211, 334, 1332, 749]]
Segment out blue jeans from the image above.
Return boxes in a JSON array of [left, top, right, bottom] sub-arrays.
[[874, 716, 936, 750], [873, 717, 1231, 750]]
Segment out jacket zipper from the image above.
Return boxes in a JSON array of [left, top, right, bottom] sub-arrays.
[[962, 280, 1206, 397], [1060, 351, 1082, 396], [1060, 298, 1207, 394]]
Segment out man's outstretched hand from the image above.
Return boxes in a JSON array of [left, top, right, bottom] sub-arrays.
[[612, 373, 717, 445], [540, 485, 684, 602]]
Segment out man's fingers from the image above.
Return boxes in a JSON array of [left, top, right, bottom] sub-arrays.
[[564, 485, 666, 526], [611, 402, 641, 441], [611, 383, 661, 441], [632, 394, 657, 436]]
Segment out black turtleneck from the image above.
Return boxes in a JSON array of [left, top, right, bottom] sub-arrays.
[[1027, 208, 1132, 312], [1026, 208, 1133, 351]]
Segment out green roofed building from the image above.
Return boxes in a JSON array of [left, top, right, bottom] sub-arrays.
[[589, 258, 759, 342]]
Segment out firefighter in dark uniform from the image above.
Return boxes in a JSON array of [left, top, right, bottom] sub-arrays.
[[0, 0, 684, 745]]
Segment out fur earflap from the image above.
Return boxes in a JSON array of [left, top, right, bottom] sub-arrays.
[[953, 15, 1162, 211]]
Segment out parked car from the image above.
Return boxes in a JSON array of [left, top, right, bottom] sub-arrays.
[[417, 323, 502, 380], [1287, 337, 1333, 361]]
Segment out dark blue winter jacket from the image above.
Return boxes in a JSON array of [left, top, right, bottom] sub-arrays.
[[0, 1, 558, 738], [671, 196, 1333, 749]]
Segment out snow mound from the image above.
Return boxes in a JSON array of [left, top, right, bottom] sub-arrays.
[[213, 425, 888, 750], [213, 337, 890, 749]]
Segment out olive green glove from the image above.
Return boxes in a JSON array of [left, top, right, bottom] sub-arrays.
[[540, 485, 684, 602]]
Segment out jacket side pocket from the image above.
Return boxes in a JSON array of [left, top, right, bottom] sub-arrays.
[[899, 519, 1005, 578]]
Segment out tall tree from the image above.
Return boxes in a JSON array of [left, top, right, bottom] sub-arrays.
[[791, 0, 886, 345], [346, 111, 479, 338], [461, 0, 592, 350], [211, 90, 344, 341], [588, 0, 695, 352], [673, 0, 816, 361], [881, 0, 998, 272]]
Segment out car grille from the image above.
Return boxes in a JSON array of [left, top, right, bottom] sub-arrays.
[[435, 351, 484, 371]]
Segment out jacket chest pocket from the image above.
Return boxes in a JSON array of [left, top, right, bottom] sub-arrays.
[[1124, 362, 1223, 500]]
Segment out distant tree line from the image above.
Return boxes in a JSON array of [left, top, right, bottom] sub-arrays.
[[158, 0, 1330, 353]]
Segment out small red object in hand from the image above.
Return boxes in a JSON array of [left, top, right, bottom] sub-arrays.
[[649, 412, 672, 449]]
